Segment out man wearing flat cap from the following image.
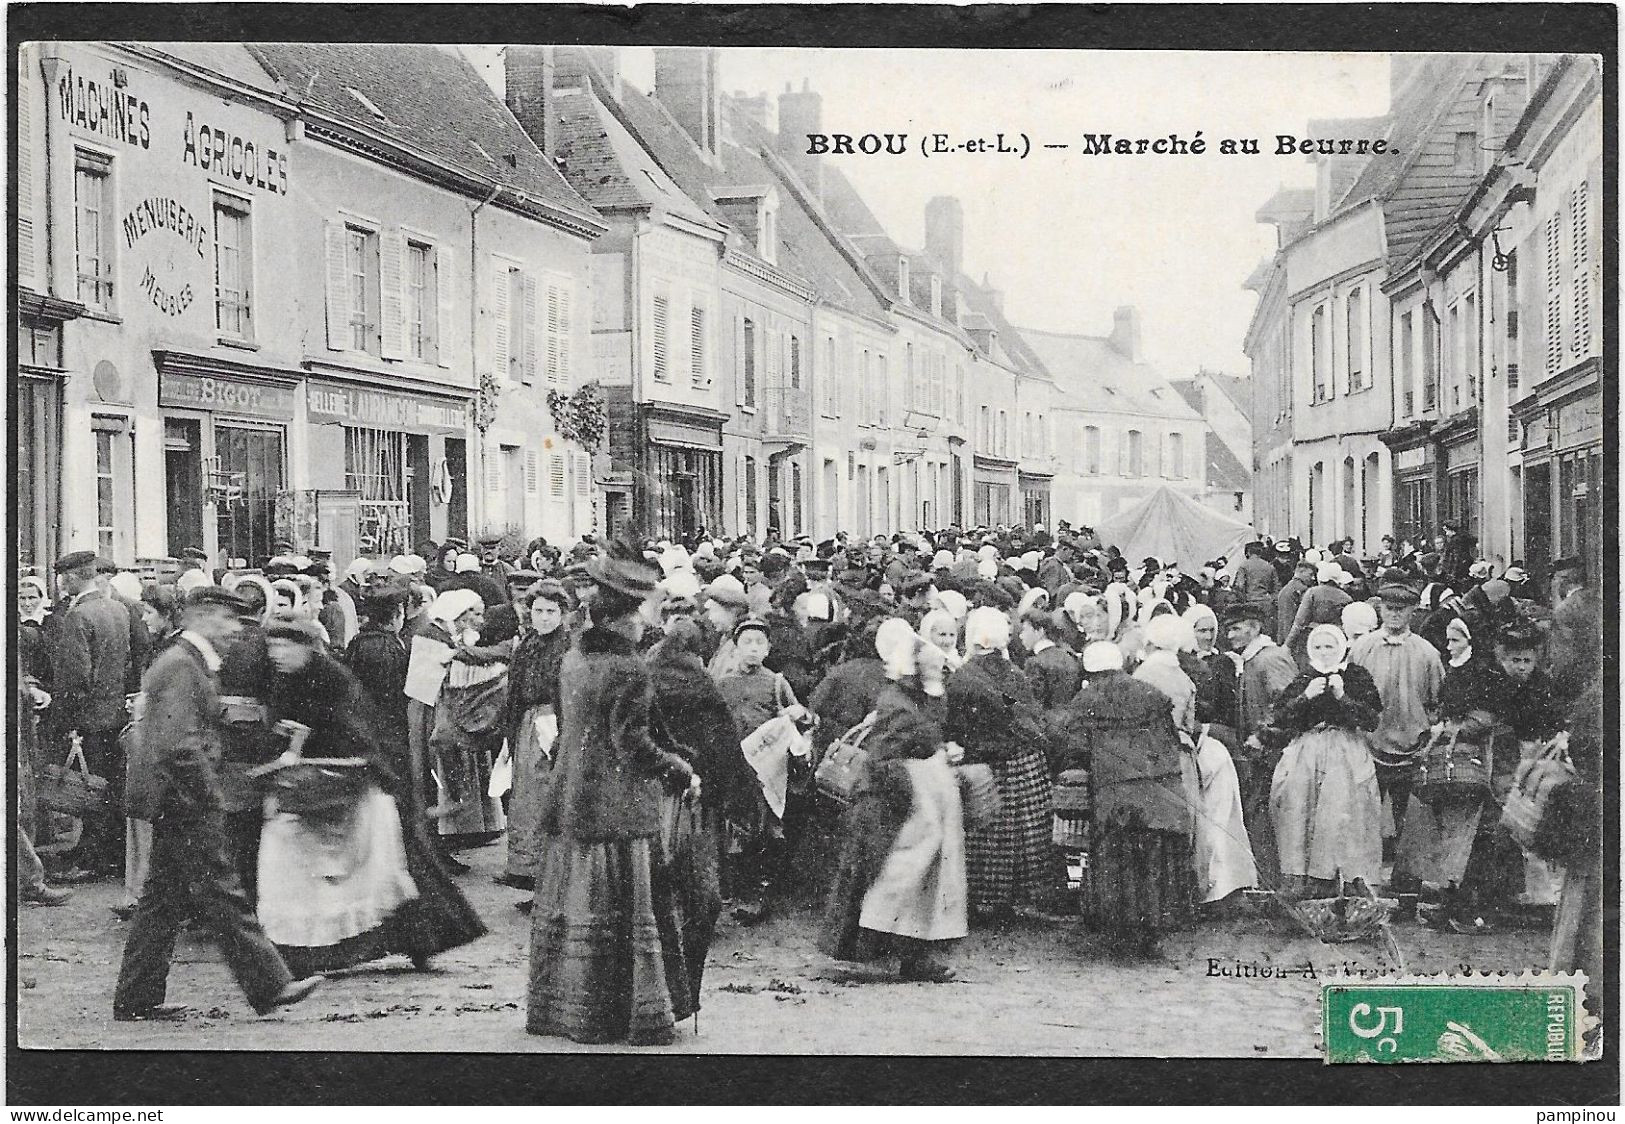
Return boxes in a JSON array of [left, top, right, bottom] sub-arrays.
[[176, 547, 215, 593], [115, 586, 320, 1021], [48, 551, 133, 879], [1350, 582, 1444, 843], [1220, 600, 1300, 884]]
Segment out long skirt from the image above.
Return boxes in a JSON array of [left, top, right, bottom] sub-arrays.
[[526, 826, 696, 1045], [505, 705, 557, 881], [662, 790, 722, 1012], [259, 785, 486, 978], [1087, 815, 1196, 951], [859, 755, 968, 942], [1183, 735, 1258, 903], [965, 747, 1059, 912], [1269, 727, 1383, 891]]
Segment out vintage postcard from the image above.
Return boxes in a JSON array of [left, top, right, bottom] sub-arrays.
[[8, 3, 1611, 1105]]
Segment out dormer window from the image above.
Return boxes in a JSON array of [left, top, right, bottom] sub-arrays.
[[760, 203, 777, 266], [897, 257, 910, 305], [930, 275, 942, 318]]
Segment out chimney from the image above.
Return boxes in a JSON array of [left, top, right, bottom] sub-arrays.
[[731, 90, 774, 132], [924, 196, 963, 280], [505, 45, 556, 157], [777, 78, 823, 198], [1110, 306, 1142, 362], [654, 47, 720, 159], [982, 271, 1003, 316], [555, 45, 620, 99]]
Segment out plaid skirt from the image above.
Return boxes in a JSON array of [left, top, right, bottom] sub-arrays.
[[965, 748, 1060, 911], [526, 828, 696, 1045]]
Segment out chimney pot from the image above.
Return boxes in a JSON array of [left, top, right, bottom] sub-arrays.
[[1110, 306, 1143, 363]]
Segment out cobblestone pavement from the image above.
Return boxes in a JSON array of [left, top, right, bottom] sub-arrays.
[[17, 840, 1551, 1056]]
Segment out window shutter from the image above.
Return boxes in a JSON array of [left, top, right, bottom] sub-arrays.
[[491, 261, 511, 380], [519, 272, 539, 385], [525, 449, 539, 495], [18, 61, 33, 283], [573, 451, 591, 498], [436, 245, 454, 368], [324, 221, 350, 350], [653, 293, 670, 382], [487, 454, 504, 500], [544, 280, 569, 387], [1571, 184, 1590, 356], [548, 453, 566, 500], [690, 305, 706, 385], [379, 228, 407, 359]]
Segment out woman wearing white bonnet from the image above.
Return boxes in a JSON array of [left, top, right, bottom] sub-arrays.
[[946, 606, 1063, 919], [918, 608, 964, 672], [1267, 623, 1384, 897], [1340, 600, 1378, 640], [1133, 613, 1198, 733]]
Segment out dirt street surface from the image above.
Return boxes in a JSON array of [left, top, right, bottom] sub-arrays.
[[18, 842, 1550, 1056]]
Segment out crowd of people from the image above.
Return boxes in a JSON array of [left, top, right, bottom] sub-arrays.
[[15, 516, 1603, 1045]]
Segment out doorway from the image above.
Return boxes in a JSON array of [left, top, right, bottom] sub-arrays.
[[165, 418, 204, 556]]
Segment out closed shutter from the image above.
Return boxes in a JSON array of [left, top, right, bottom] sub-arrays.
[[525, 449, 539, 495], [491, 261, 511, 380], [548, 453, 567, 500], [380, 228, 407, 359], [436, 245, 455, 368], [690, 304, 706, 385], [572, 451, 594, 533], [1544, 215, 1562, 375], [544, 280, 567, 387], [653, 292, 670, 382], [324, 221, 350, 350], [521, 272, 539, 385], [18, 57, 33, 283], [1571, 183, 1590, 356], [487, 453, 504, 501]]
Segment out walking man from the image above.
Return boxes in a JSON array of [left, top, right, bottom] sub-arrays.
[[113, 587, 321, 1021]]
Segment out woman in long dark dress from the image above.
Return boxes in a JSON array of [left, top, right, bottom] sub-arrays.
[[526, 539, 698, 1046], [821, 633, 966, 981], [1059, 641, 1196, 956], [498, 580, 576, 891], [258, 616, 486, 978]]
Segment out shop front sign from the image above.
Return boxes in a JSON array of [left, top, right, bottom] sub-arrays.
[[306, 380, 469, 436], [160, 369, 295, 420]]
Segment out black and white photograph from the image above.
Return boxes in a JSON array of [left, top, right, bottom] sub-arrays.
[[7, 4, 1614, 1104]]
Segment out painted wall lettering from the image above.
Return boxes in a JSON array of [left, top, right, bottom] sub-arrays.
[[122, 196, 209, 258], [57, 65, 151, 148], [140, 265, 194, 317], [181, 111, 289, 194]]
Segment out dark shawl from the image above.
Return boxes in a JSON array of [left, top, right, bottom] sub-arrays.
[[644, 637, 758, 827]]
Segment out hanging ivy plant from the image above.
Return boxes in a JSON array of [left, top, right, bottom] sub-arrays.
[[475, 371, 502, 433], [547, 381, 608, 452]]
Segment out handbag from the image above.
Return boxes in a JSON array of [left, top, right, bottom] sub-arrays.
[[39, 732, 111, 817], [1412, 723, 1492, 804], [1501, 732, 1577, 852], [954, 762, 1001, 830], [813, 711, 878, 806]]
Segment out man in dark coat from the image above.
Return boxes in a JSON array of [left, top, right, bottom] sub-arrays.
[[1020, 608, 1080, 710], [1274, 559, 1316, 643], [49, 551, 133, 878], [1232, 541, 1280, 611], [113, 588, 320, 1020], [96, 556, 152, 693]]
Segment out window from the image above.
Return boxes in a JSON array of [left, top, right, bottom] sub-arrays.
[[1311, 303, 1329, 402], [740, 316, 755, 405], [875, 354, 887, 425], [979, 405, 990, 448], [1571, 181, 1592, 357], [1422, 305, 1439, 410], [1462, 292, 1478, 403], [897, 257, 910, 304], [1447, 301, 1462, 408], [95, 428, 117, 555], [906, 343, 917, 409], [1168, 432, 1184, 478], [821, 336, 838, 415], [213, 193, 253, 339], [507, 268, 528, 382], [405, 241, 437, 361], [789, 334, 801, 390], [743, 455, 757, 533], [75, 151, 114, 310], [653, 292, 672, 383], [1544, 213, 1563, 375], [1126, 429, 1143, 477], [1023, 411, 1033, 455], [1400, 310, 1416, 415], [690, 305, 707, 386], [1346, 287, 1365, 390], [1084, 426, 1101, 475], [544, 278, 572, 387], [997, 410, 1009, 457], [346, 225, 380, 353]]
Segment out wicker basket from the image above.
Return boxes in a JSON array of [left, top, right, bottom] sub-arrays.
[[1284, 894, 1398, 943]]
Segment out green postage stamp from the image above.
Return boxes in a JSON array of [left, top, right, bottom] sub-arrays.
[[1322, 972, 1595, 1062]]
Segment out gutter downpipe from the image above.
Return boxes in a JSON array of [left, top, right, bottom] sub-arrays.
[[468, 181, 503, 538]]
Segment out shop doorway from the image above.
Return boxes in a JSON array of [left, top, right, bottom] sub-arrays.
[[165, 418, 204, 556], [215, 424, 284, 567]]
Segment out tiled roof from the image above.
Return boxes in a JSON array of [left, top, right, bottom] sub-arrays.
[[1255, 186, 1315, 223], [246, 44, 595, 222], [1203, 430, 1253, 491], [143, 42, 280, 89], [551, 87, 713, 224], [1022, 328, 1202, 421]]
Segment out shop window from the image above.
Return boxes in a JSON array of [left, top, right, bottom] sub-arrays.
[[215, 424, 284, 566], [406, 241, 437, 362], [75, 151, 115, 311], [346, 225, 381, 354], [343, 426, 410, 554], [213, 192, 254, 340]]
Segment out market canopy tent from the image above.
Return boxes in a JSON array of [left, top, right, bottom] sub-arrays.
[[1092, 486, 1257, 571]]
